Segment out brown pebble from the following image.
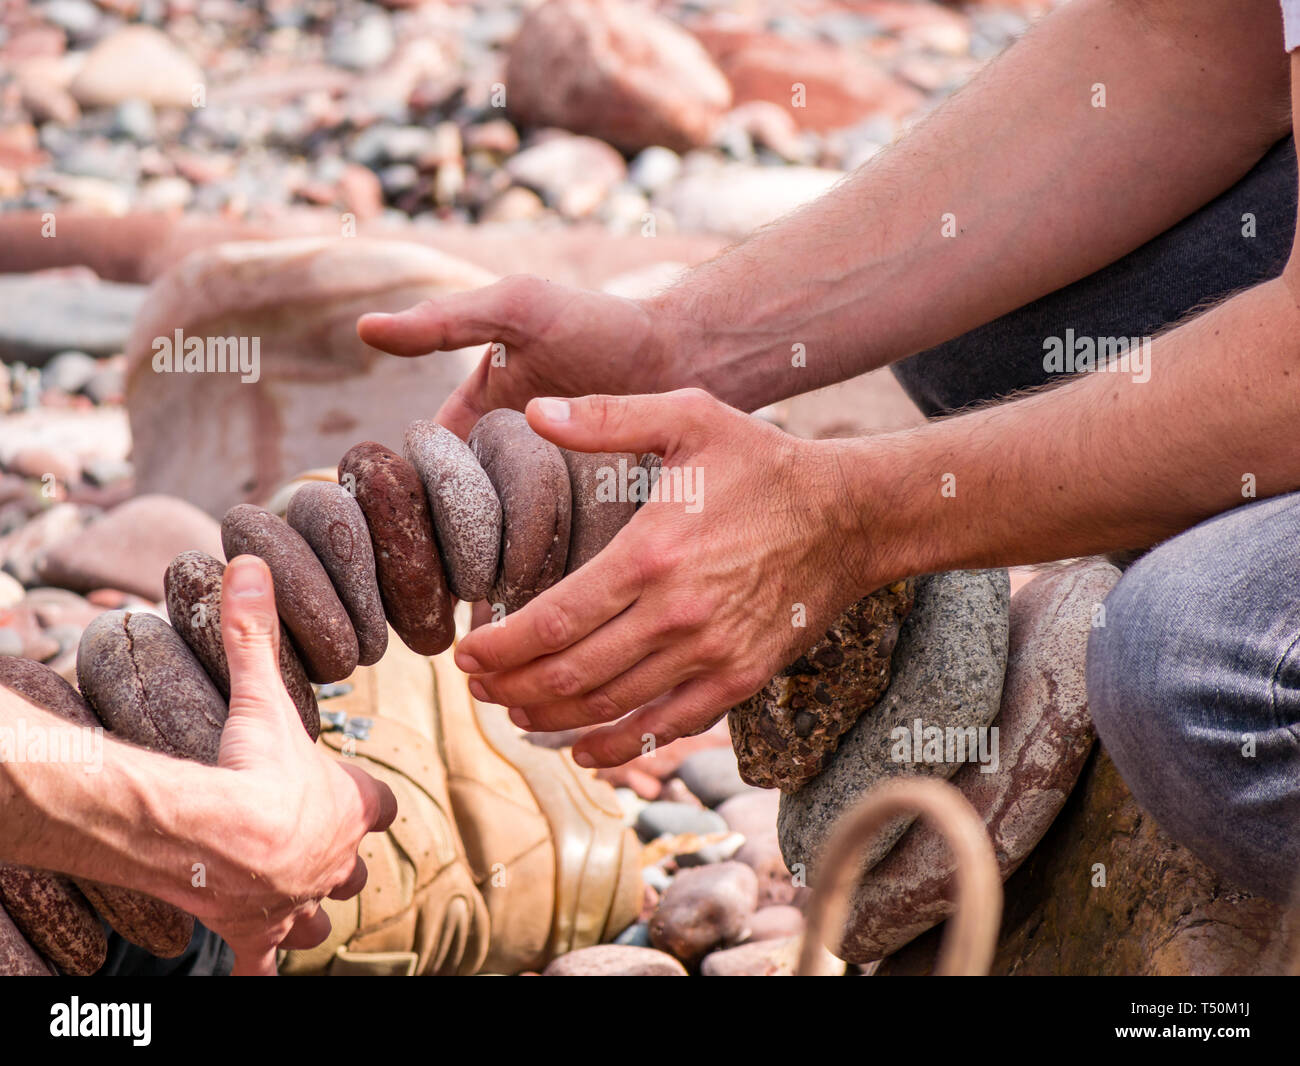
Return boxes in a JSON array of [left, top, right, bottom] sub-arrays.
[[562, 449, 637, 573], [0, 865, 106, 976], [286, 482, 388, 665], [338, 442, 454, 655], [469, 410, 571, 613], [403, 419, 502, 602], [164, 551, 320, 740], [77, 610, 228, 765], [0, 656, 193, 958], [220, 504, 360, 683]]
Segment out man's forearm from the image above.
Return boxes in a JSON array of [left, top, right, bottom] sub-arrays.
[[0, 692, 227, 905], [651, 0, 1289, 411], [830, 277, 1300, 585]]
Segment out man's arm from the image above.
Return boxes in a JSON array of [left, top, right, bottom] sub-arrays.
[[360, 0, 1290, 428], [0, 558, 396, 974], [661, 0, 1291, 409]]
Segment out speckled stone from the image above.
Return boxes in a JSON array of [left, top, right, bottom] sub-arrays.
[[468, 410, 571, 613], [338, 442, 454, 655], [221, 504, 360, 683], [403, 419, 502, 602], [0, 865, 105, 976], [76, 609, 228, 765], [562, 449, 637, 573], [0, 656, 193, 959], [728, 581, 915, 792], [835, 561, 1118, 962], [777, 569, 1010, 881], [0, 903, 52, 975], [164, 550, 320, 740], [286, 482, 388, 665]]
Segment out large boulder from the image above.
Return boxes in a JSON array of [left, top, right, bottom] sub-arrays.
[[877, 747, 1296, 976], [505, 0, 732, 153], [125, 238, 491, 517], [778, 569, 1009, 880]]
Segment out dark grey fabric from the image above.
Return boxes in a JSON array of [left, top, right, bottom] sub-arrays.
[[892, 137, 1298, 417]]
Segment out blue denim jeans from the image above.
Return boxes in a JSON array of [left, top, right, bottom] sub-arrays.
[[892, 137, 1300, 901]]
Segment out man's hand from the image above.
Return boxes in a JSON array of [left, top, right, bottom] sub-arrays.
[[197, 556, 396, 976], [452, 390, 876, 768], [357, 277, 677, 438]]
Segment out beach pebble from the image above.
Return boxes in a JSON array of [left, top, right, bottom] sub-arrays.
[[77, 610, 228, 764], [543, 944, 686, 976], [338, 442, 454, 655], [468, 410, 571, 613], [561, 449, 636, 573], [164, 551, 320, 740], [221, 504, 359, 683], [402, 419, 501, 602], [286, 482, 388, 666], [650, 861, 758, 966], [635, 801, 727, 842]]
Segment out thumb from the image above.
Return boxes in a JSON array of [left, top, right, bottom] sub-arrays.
[[229, 944, 278, 978], [525, 389, 721, 460], [220, 555, 284, 715]]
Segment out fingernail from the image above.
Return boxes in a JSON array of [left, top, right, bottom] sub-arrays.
[[536, 397, 570, 423], [468, 679, 489, 702], [228, 558, 268, 598], [457, 650, 483, 673], [572, 750, 595, 768], [508, 706, 531, 729]]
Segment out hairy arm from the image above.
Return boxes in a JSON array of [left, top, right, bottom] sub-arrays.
[[658, 0, 1291, 410]]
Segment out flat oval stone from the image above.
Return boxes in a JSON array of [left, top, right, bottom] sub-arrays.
[[777, 568, 1010, 880], [221, 504, 359, 683], [338, 442, 454, 655], [77, 609, 228, 764], [468, 409, 571, 613], [286, 482, 388, 665], [836, 561, 1119, 962], [164, 550, 320, 740], [402, 419, 501, 602], [562, 449, 636, 573]]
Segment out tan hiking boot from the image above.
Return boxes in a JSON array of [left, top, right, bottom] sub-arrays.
[[279, 631, 491, 976], [431, 642, 643, 973]]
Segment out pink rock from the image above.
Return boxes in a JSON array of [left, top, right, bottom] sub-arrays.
[[693, 26, 922, 131], [699, 933, 844, 976], [735, 832, 801, 908], [650, 861, 757, 966], [506, 0, 732, 153], [125, 238, 492, 517], [543, 944, 687, 976], [716, 789, 779, 838], [69, 26, 203, 110], [505, 135, 626, 220], [747, 905, 804, 942], [5, 447, 80, 486], [0, 504, 93, 587], [35, 494, 223, 602]]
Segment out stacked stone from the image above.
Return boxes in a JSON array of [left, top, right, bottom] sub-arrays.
[[0, 409, 642, 974]]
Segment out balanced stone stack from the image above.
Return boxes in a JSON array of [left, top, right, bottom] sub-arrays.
[[0, 408, 646, 974]]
